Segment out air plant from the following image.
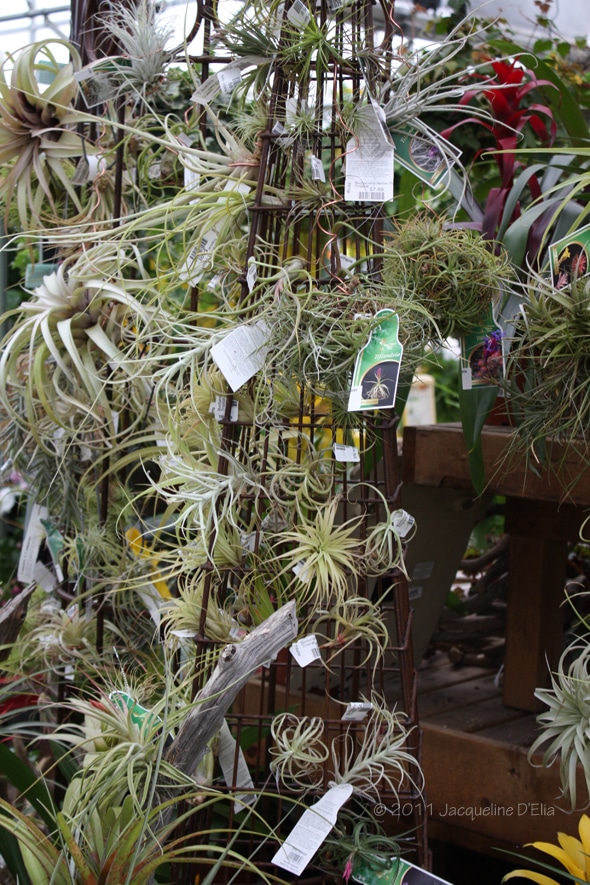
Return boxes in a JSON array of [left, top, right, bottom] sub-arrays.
[[314, 597, 390, 667], [381, 213, 515, 342], [363, 507, 415, 578], [269, 713, 329, 792], [269, 495, 362, 609], [0, 40, 89, 229], [330, 699, 423, 804], [528, 640, 590, 810]]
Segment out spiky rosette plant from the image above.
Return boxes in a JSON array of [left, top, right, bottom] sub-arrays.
[[0, 40, 90, 230], [0, 246, 170, 455], [381, 213, 515, 342]]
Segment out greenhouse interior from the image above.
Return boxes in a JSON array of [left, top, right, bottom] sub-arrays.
[[1, 0, 590, 883]]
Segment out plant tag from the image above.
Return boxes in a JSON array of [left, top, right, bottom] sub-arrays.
[[348, 310, 403, 412], [209, 396, 239, 422], [328, 0, 352, 11], [408, 585, 423, 601], [240, 531, 257, 553], [217, 65, 242, 95], [292, 560, 307, 579], [218, 720, 257, 812], [344, 134, 394, 203], [391, 123, 460, 190], [24, 263, 58, 289], [178, 225, 220, 284], [390, 509, 415, 539], [210, 321, 270, 392], [272, 784, 353, 875], [191, 75, 223, 106], [33, 560, 56, 593], [246, 257, 258, 293], [271, 121, 294, 149], [137, 585, 164, 628], [352, 856, 453, 885], [332, 444, 360, 463], [411, 561, 434, 580], [175, 133, 193, 148], [461, 367, 472, 390], [147, 162, 162, 181], [184, 166, 200, 192], [461, 306, 505, 389], [18, 502, 49, 584], [290, 635, 321, 667], [341, 701, 373, 721], [40, 519, 65, 582], [287, 0, 311, 27], [310, 154, 326, 182]]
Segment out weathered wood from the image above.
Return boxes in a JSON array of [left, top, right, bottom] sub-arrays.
[[165, 600, 297, 777], [0, 584, 35, 662]]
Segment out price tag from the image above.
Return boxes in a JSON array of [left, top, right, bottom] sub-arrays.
[[191, 75, 223, 106], [184, 166, 200, 192], [218, 720, 257, 813], [178, 226, 220, 284], [390, 509, 415, 539], [271, 121, 294, 149], [341, 701, 373, 721], [209, 396, 239, 422], [287, 0, 311, 27], [344, 135, 394, 203], [272, 784, 353, 875], [461, 367, 472, 390], [210, 321, 270, 392], [310, 154, 326, 182], [332, 444, 360, 463], [33, 561, 56, 593], [290, 635, 321, 667], [218, 65, 242, 94]]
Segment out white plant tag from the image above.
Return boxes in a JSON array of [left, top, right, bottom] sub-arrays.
[[271, 121, 294, 149], [461, 367, 472, 390], [191, 75, 222, 106], [272, 784, 353, 875], [344, 135, 394, 203], [341, 701, 373, 721], [290, 635, 321, 667], [18, 502, 48, 584], [391, 509, 415, 539], [178, 225, 220, 284], [184, 166, 200, 192], [137, 584, 164, 628], [246, 257, 257, 293], [209, 396, 239, 422], [218, 720, 257, 813], [240, 531, 257, 553], [218, 65, 243, 95], [33, 561, 56, 593], [148, 162, 162, 181], [332, 444, 360, 463], [287, 0, 311, 27], [310, 154, 326, 182], [210, 321, 270, 392]]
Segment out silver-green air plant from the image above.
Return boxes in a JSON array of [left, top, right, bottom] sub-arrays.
[[269, 713, 330, 792], [0, 40, 88, 229], [314, 597, 390, 668], [528, 640, 590, 809]]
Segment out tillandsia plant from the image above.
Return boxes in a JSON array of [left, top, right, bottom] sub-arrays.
[[314, 597, 390, 668], [269, 713, 330, 793], [527, 639, 590, 810]]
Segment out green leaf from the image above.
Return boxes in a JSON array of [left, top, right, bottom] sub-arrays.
[[458, 384, 499, 495], [0, 821, 32, 885], [0, 741, 56, 829]]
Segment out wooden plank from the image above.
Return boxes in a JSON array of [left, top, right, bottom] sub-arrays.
[[418, 674, 502, 718], [504, 496, 584, 541], [503, 534, 566, 711], [421, 722, 586, 847], [423, 696, 526, 733], [402, 424, 590, 505], [418, 661, 497, 694], [477, 714, 541, 748]]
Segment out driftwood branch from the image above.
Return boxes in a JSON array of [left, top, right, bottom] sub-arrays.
[[165, 600, 297, 778]]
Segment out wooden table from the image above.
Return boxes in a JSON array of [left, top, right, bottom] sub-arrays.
[[402, 423, 590, 711]]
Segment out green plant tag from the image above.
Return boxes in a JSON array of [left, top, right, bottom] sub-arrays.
[[548, 220, 590, 288], [109, 691, 160, 734], [348, 310, 403, 411], [353, 856, 453, 885]]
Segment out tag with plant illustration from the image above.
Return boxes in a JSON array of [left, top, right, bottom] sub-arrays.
[[460, 306, 504, 391], [548, 221, 590, 288], [352, 856, 452, 885], [348, 310, 403, 411]]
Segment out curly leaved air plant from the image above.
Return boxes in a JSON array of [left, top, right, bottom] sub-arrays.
[[269, 713, 330, 793], [314, 597, 390, 669], [528, 639, 590, 810], [329, 699, 424, 805], [0, 40, 91, 230]]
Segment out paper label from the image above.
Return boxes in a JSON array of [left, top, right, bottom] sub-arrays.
[[246, 257, 257, 293], [184, 166, 200, 192], [345, 134, 394, 202], [390, 509, 415, 539], [209, 396, 239, 422], [408, 585, 423, 601], [461, 367, 472, 391], [287, 0, 311, 27], [333, 444, 360, 463], [391, 123, 461, 191], [341, 702, 373, 722], [411, 561, 434, 581], [310, 155, 326, 182], [348, 310, 403, 412], [18, 502, 49, 584], [218, 720, 257, 813], [290, 635, 321, 667], [33, 561, 56, 593], [178, 225, 220, 284], [210, 321, 270, 392], [272, 784, 353, 875], [271, 121, 294, 149], [217, 65, 242, 95], [191, 75, 222, 106]]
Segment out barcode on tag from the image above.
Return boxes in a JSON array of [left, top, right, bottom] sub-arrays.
[[290, 635, 321, 667], [287, 0, 310, 26], [341, 701, 373, 721], [286, 849, 305, 864], [209, 396, 239, 422], [328, 0, 348, 9], [357, 190, 385, 201], [391, 509, 415, 539]]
